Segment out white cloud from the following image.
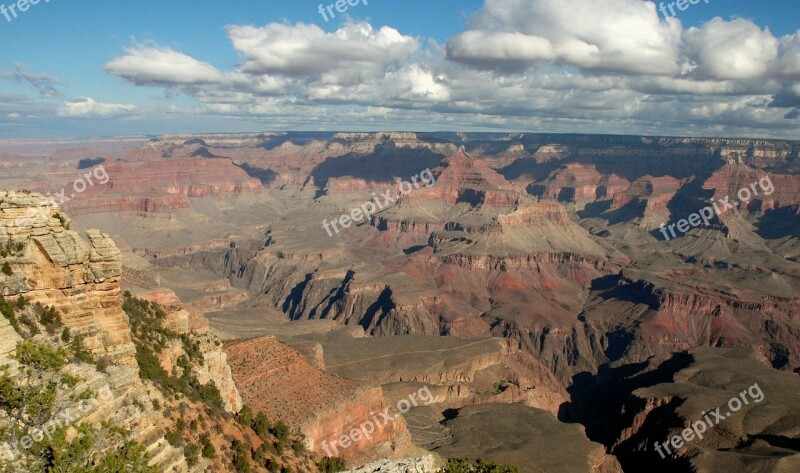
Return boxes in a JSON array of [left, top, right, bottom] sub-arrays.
[[226, 22, 418, 85], [104, 45, 226, 86], [82, 4, 800, 138], [447, 0, 682, 75], [684, 18, 779, 80], [57, 97, 136, 118]]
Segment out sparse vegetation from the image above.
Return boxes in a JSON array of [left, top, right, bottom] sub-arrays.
[[317, 457, 346, 473], [1, 262, 12, 276], [0, 339, 155, 472], [0, 296, 21, 334], [70, 334, 95, 364], [438, 457, 521, 473], [232, 439, 252, 473], [184, 442, 200, 467], [53, 212, 67, 228], [200, 433, 216, 459], [124, 292, 224, 410], [0, 239, 25, 258]]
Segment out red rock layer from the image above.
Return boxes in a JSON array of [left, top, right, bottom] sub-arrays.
[[225, 336, 409, 460]]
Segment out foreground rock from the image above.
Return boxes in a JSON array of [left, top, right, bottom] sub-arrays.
[[347, 455, 437, 473]]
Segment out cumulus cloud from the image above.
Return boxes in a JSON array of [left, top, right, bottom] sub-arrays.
[[447, 0, 682, 75], [227, 22, 418, 84], [87, 3, 800, 138], [684, 18, 779, 80], [57, 97, 136, 118], [104, 45, 226, 86]]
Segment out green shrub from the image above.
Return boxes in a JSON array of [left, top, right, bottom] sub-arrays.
[[35, 303, 62, 327], [0, 239, 25, 258], [231, 439, 252, 473], [70, 335, 94, 364], [252, 412, 271, 439], [184, 443, 200, 467], [318, 457, 346, 473], [53, 212, 67, 228], [238, 404, 253, 427], [200, 434, 216, 459], [270, 421, 290, 444], [0, 296, 20, 332], [438, 457, 521, 473], [164, 429, 183, 448], [1, 262, 12, 276], [125, 293, 224, 412]]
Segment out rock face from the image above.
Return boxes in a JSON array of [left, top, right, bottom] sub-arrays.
[[530, 163, 630, 207], [0, 191, 136, 366], [0, 191, 189, 472], [138, 289, 243, 413], [64, 158, 264, 216], [320, 335, 568, 416], [610, 176, 682, 229], [225, 336, 411, 461], [347, 455, 436, 473], [565, 347, 800, 473], [5, 133, 800, 471]]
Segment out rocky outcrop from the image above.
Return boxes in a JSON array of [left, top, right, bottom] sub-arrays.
[[138, 289, 243, 413], [347, 455, 436, 473], [225, 336, 411, 461], [0, 191, 136, 366], [530, 164, 630, 207], [0, 192, 188, 472]]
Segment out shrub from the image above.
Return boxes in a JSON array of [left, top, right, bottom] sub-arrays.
[[125, 293, 225, 412], [184, 443, 200, 467], [438, 457, 521, 473], [252, 412, 271, 439], [200, 434, 216, 459], [270, 421, 290, 444], [35, 303, 62, 327], [238, 405, 253, 428], [164, 429, 183, 448], [291, 440, 305, 455], [0, 296, 20, 332], [70, 335, 94, 364], [53, 212, 67, 228], [318, 457, 346, 473], [1, 262, 12, 276], [231, 439, 251, 473]]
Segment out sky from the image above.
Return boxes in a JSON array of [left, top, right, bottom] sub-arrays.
[[0, 0, 798, 139]]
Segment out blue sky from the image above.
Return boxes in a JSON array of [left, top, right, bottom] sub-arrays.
[[0, 0, 798, 138]]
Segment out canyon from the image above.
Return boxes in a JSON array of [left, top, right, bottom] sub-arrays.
[[1, 132, 799, 472]]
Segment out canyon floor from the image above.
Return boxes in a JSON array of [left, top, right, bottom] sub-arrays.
[[2, 131, 799, 472]]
